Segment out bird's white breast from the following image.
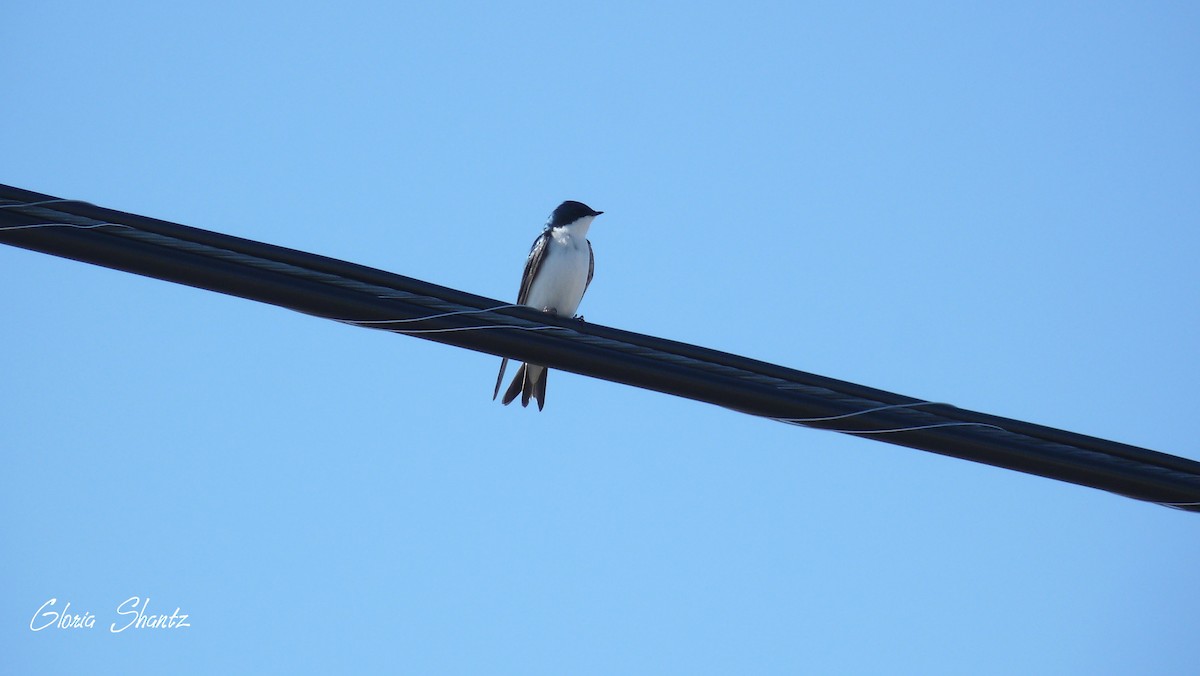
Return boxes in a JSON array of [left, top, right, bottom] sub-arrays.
[[524, 226, 590, 317]]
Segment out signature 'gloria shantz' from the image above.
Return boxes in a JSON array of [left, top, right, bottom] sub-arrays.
[[30, 597, 190, 632]]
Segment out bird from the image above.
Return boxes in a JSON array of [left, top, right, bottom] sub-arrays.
[[493, 200, 603, 410]]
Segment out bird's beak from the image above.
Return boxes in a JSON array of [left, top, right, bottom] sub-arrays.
[[594, 211, 604, 216]]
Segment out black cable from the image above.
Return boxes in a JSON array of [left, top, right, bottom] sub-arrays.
[[3, 183, 1198, 512]]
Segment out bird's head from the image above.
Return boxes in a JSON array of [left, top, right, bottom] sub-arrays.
[[548, 200, 603, 229]]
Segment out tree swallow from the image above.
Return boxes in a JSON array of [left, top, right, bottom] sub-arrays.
[[493, 200, 603, 410]]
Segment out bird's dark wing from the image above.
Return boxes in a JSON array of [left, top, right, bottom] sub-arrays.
[[517, 230, 551, 305], [496, 231, 550, 402], [585, 240, 594, 292], [492, 357, 509, 400]]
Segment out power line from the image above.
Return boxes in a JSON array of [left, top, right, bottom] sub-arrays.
[[2, 183, 1198, 512]]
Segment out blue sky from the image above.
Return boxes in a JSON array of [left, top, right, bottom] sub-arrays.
[[3, 2, 1198, 674]]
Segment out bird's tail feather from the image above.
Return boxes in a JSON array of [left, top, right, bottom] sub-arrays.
[[500, 363, 548, 410], [521, 365, 547, 410], [532, 367, 547, 411], [501, 363, 526, 406]]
